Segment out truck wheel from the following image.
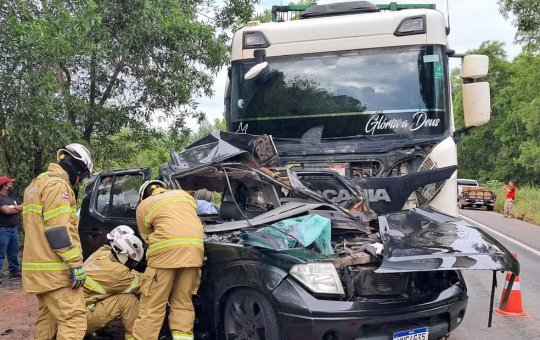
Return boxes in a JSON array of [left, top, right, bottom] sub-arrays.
[[223, 288, 281, 340], [487, 206, 494, 211]]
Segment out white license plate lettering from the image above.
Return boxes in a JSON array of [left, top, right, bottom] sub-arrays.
[[393, 327, 429, 340]]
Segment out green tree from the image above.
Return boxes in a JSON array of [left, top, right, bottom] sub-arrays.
[[494, 53, 540, 180], [454, 40, 540, 185], [0, 0, 256, 188], [499, 0, 540, 49], [453, 41, 513, 183]]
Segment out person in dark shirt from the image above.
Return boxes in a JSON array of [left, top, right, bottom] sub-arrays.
[[0, 176, 23, 278]]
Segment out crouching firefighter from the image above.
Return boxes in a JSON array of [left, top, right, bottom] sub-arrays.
[[132, 180, 204, 340], [22, 144, 93, 340], [83, 225, 144, 340]]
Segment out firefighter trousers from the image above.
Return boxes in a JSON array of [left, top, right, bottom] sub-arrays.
[[132, 266, 201, 340], [87, 294, 139, 340], [34, 286, 87, 340]]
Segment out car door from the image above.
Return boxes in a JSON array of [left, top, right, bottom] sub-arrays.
[[79, 168, 151, 258]]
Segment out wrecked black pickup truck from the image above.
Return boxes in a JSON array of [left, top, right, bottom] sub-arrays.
[[79, 131, 518, 340]]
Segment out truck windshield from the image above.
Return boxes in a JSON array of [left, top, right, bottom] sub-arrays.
[[230, 45, 448, 139]]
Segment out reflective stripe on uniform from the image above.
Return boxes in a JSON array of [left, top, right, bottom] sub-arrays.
[[171, 332, 194, 340], [84, 275, 107, 294], [125, 335, 135, 340], [123, 275, 141, 293], [22, 262, 69, 271], [59, 247, 82, 262], [22, 204, 43, 215], [144, 198, 197, 227], [147, 238, 204, 255], [43, 205, 72, 221]]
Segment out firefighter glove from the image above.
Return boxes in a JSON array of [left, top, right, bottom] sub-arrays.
[[70, 266, 86, 289]]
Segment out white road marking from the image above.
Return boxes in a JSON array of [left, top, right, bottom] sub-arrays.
[[459, 214, 540, 258]]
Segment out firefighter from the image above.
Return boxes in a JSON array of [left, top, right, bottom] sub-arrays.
[[84, 225, 144, 340], [22, 143, 93, 340], [132, 180, 204, 340]]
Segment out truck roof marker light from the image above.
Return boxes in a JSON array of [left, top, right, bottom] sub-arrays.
[[394, 16, 426, 36], [243, 32, 270, 49]]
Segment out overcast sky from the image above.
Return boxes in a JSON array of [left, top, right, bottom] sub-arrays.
[[191, 0, 521, 128]]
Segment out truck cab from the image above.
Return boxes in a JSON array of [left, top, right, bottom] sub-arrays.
[[225, 1, 491, 216]]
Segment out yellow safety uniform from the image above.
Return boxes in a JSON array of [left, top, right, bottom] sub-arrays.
[[83, 245, 142, 340], [22, 163, 87, 340], [132, 188, 204, 340]]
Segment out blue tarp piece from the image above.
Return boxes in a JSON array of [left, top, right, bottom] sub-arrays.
[[241, 214, 334, 255]]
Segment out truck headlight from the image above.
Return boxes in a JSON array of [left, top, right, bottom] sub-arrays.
[[290, 263, 345, 296]]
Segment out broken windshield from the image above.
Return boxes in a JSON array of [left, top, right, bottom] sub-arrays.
[[230, 45, 448, 139]]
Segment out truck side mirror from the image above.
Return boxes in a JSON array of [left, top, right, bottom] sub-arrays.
[[462, 55, 490, 127], [244, 62, 268, 80], [462, 55, 488, 78]]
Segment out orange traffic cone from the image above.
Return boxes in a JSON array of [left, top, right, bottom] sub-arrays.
[[494, 254, 530, 317]]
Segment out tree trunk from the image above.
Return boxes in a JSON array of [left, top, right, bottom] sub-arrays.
[[33, 147, 43, 177]]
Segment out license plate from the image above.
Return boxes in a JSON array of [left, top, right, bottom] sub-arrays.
[[393, 327, 429, 340]]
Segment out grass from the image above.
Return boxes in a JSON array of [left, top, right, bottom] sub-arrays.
[[485, 181, 540, 225]]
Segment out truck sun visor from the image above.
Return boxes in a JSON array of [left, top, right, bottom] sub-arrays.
[[44, 226, 72, 249]]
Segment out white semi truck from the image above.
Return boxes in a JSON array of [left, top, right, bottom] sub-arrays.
[[224, 1, 491, 216]]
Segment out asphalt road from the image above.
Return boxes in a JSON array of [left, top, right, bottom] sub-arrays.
[[448, 208, 540, 340]]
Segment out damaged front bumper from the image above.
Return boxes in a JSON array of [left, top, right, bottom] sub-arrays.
[[273, 275, 467, 340]]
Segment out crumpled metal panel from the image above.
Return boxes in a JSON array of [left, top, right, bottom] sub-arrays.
[[376, 208, 519, 274], [169, 131, 267, 173]]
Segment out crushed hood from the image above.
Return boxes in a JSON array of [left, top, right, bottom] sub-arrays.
[[169, 131, 276, 173], [376, 208, 519, 275]]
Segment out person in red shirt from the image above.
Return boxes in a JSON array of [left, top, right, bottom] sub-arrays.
[[502, 180, 516, 218]]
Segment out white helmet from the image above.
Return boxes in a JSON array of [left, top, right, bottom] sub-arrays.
[[57, 143, 94, 174], [107, 226, 144, 264], [138, 180, 167, 202], [106, 225, 134, 239]]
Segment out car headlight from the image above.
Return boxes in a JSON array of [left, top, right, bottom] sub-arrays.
[[290, 263, 345, 296]]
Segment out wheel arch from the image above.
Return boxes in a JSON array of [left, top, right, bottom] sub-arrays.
[[209, 261, 288, 339]]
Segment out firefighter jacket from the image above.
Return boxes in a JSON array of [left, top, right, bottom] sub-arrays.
[[136, 188, 204, 268], [21, 163, 83, 293], [83, 245, 143, 306]]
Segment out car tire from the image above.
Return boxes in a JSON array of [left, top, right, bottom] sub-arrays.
[[459, 204, 465, 209], [487, 206, 494, 211], [223, 288, 281, 340]]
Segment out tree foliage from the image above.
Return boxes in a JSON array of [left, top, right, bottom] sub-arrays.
[[499, 0, 540, 49], [0, 0, 256, 190], [454, 40, 540, 185]]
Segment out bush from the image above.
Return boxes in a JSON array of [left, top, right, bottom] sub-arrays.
[[485, 182, 540, 224]]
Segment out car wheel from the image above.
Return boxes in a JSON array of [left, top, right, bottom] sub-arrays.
[[487, 206, 494, 211], [223, 288, 281, 340], [459, 204, 465, 209]]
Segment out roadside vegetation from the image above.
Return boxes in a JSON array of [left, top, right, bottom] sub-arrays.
[[0, 0, 256, 192], [484, 181, 540, 225], [453, 1, 540, 195]]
